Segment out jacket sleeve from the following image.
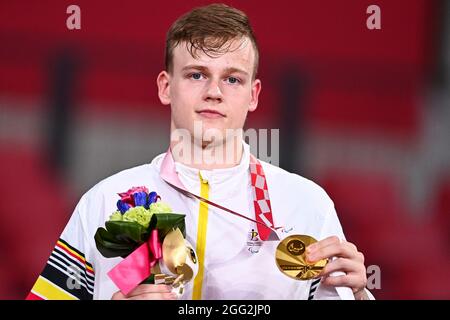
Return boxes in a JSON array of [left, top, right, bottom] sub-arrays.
[[26, 196, 96, 300]]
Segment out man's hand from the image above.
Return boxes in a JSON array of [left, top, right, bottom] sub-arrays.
[[111, 284, 177, 300], [306, 236, 368, 297]]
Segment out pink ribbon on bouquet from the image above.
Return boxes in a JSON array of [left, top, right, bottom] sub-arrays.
[[107, 229, 162, 295]]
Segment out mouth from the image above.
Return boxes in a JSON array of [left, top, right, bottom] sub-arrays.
[[196, 109, 226, 119]]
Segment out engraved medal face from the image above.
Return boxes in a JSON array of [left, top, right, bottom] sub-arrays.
[[275, 235, 327, 280]]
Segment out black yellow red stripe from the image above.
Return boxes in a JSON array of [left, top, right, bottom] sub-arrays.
[[26, 238, 95, 300], [56, 239, 94, 275], [29, 276, 78, 300]]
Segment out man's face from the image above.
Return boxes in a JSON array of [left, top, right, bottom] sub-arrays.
[[157, 37, 261, 146]]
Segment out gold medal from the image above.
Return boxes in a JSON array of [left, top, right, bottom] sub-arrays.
[[275, 235, 327, 280], [158, 228, 198, 296]]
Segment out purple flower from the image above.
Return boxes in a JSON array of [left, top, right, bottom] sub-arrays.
[[133, 192, 147, 207], [117, 199, 131, 214], [147, 191, 158, 208]]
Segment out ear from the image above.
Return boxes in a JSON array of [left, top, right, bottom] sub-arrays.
[[248, 79, 261, 112], [157, 71, 171, 105]]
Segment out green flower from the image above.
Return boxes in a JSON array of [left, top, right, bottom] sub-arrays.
[[109, 211, 123, 221], [122, 206, 152, 228], [149, 201, 172, 214]]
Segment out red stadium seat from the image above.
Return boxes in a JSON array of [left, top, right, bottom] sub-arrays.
[[0, 145, 72, 299]]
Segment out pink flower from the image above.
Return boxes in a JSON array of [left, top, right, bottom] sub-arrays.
[[118, 186, 149, 207]]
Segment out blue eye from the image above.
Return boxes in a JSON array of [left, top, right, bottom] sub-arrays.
[[191, 73, 202, 80], [227, 77, 239, 84]]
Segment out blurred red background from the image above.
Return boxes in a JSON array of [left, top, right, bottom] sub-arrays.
[[1, 0, 449, 299]]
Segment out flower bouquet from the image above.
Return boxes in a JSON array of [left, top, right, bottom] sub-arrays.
[[94, 186, 197, 296]]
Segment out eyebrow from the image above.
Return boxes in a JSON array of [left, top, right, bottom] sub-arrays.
[[181, 65, 249, 77]]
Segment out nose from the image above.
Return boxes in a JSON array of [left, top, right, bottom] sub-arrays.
[[203, 79, 223, 103]]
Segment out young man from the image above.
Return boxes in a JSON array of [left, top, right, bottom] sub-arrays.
[[27, 3, 372, 300]]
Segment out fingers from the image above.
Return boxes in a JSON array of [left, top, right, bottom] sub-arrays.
[[320, 258, 366, 278], [308, 236, 341, 251], [127, 284, 172, 297], [305, 237, 368, 294], [306, 236, 361, 263], [111, 284, 176, 300], [126, 292, 178, 300], [321, 274, 367, 293], [111, 291, 126, 300], [112, 291, 177, 300], [306, 236, 341, 263]]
